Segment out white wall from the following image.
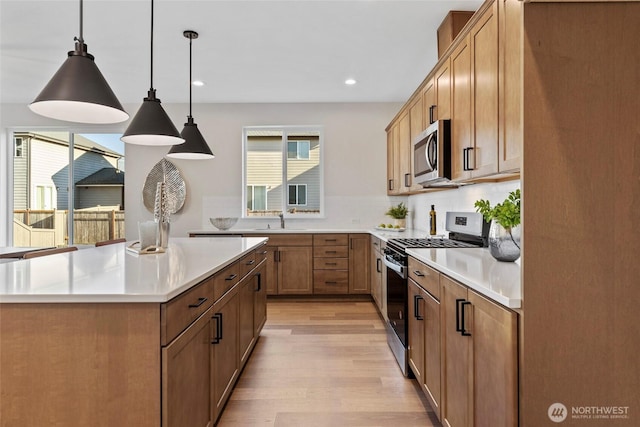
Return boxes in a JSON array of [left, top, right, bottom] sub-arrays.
[[1, 102, 519, 244]]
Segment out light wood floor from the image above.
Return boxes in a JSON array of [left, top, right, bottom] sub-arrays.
[[217, 300, 441, 427]]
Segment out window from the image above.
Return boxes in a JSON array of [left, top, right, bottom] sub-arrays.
[[11, 131, 125, 246], [243, 126, 323, 218], [246, 185, 267, 211], [287, 140, 310, 160], [14, 137, 24, 157], [288, 184, 307, 206]]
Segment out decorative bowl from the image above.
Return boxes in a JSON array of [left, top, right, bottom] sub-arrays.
[[210, 217, 238, 230]]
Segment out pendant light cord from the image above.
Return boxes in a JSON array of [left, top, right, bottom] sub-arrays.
[[150, 0, 154, 90], [189, 35, 193, 118], [75, 0, 84, 45]]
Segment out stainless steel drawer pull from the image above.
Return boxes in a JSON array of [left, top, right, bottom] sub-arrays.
[[414, 270, 425, 277], [188, 297, 208, 308]]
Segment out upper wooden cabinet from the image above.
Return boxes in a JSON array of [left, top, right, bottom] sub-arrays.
[[385, 0, 521, 191]]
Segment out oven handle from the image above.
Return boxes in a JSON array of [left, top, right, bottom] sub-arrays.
[[383, 254, 407, 279]]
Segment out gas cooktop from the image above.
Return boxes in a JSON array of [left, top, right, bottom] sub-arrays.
[[388, 237, 482, 250]]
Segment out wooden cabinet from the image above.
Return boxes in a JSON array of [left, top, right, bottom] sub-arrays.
[[253, 264, 267, 336], [435, 58, 452, 120], [398, 110, 412, 192], [441, 274, 517, 427], [348, 234, 370, 294], [238, 274, 256, 366], [161, 306, 214, 427], [437, 11, 475, 59], [450, 34, 472, 182], [370, 237, 384, 314], [211, 286, 239, 419], [386, 123, 401, 195], [408, 258, 442, 420], [253, 234, 313, 295], [409, 93, 425, 192], [469, 1, 499, 178]]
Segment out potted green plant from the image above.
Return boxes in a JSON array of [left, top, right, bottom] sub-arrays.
[[474, 189, 521, 262], [385, 202, 409, 229]]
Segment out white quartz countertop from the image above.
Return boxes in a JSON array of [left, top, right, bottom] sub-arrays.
[[189, 228, 372, 235], [0, 237, 267, 304], [406, 247, 522, 309]]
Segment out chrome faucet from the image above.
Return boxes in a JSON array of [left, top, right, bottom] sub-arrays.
[[278, 212, 285, 229]]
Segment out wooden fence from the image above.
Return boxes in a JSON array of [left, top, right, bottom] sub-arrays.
[[13, 209, 125, 246]]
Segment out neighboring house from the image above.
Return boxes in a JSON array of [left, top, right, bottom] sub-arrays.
[[246, 133, 320, 214], [13, 132, 123, 211]]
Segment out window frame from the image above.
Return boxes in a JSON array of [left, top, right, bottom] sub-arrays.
[[287, 184, 307, 206], [287, 140, 310, 160], [246, 184, 268, 211], [14, 137, 24, 157], [242, 125, 324, 219]]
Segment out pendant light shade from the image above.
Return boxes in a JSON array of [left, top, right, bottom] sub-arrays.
[[166, 30, 214, 160], [121, 0, 184, 146], [29, 1, 128, 124]]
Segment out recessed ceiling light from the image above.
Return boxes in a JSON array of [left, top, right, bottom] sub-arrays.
[[345, 78, 357, 85], [192, 80, 205, 87]]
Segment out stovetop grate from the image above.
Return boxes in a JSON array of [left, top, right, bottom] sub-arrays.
[[388, 237, 481, 249]]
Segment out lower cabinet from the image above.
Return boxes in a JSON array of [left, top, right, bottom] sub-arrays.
[[161, 306, 215, 427], [440, 274, 518, 427], [162, 255, 268, 426], [348, 234, 370, 294], [370, 237, 384, 314]]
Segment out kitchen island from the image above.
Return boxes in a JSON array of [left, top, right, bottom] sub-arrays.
[[0, 237, 268, 427]]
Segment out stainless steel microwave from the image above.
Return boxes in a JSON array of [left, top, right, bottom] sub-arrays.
[[413, 119, 452, 186]]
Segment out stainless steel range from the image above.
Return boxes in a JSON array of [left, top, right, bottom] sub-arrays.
[[383, 211, 489, 376]]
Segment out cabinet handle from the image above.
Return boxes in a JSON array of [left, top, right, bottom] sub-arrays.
[[463, 147, 475, 171], [326, 281, 337, 285], [260, 250, 268, 255], [188, 297, 208, 308], [388, 179, 394, 191], [455, 298, 465, 333], [376, 258, 382, 273], [246, 259, 255, 266], [326, 262, 337, 266], [413, 270, 425, 277], [429, 105, 436, 124], [225, 274, 238, 281], [211, 313, 223, 344], [325, 239, 337, 242], [414, 294, 424, 320], [461, 301, 472, 336], [255, 272, 262, 292], [327, 250, 337, 254], [404, 173, 411, 188]]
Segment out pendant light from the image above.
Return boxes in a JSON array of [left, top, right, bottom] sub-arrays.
[[121, 0, 184, 146], [29, 0, 128, 124], [167, 31, 215, 160]]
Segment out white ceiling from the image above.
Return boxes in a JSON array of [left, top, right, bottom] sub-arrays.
[[0, 0, 483, 105]]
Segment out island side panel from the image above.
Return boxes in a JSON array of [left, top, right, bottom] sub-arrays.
[[0, 303, 161, 427]]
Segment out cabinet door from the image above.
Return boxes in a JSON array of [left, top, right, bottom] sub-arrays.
[[238, 276, 255, 366], [422, 77, 436, 126], [499, 0, 522, 172], [253, 264, 267, 336], [348, 234, 370, 294], [265, 246, 278, 295], [423, 290, 442, 420], [451, 34, 472, 182], [470, 1, 499, 178], [212, 289, 239, 418], [409, 94, 425, 192], [370, 242, 383, 313], [435, 58, 451, 120], [408, 279, 425, 385], [398, 110, 412, 192], [469, 290, 518, 427], [386, 123, 401, 195], [277, 246, 313, 294], [162, 306, 214, 427], [441, 275, 471, 427]]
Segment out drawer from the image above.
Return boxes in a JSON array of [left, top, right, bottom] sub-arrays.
[[313, 234, 348, 246], [313, 245, 349, 258], [162, 277, 214, 345], [239, 251, 257, 279], [313, 270, 349, 294], [314, 257, 349, 270], [254, 244, 268, 264], [213, 261, 241, 301], [408, 257, 440, 300]]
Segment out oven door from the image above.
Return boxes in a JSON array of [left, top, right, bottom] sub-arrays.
[[383, 253, 408, 347]]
